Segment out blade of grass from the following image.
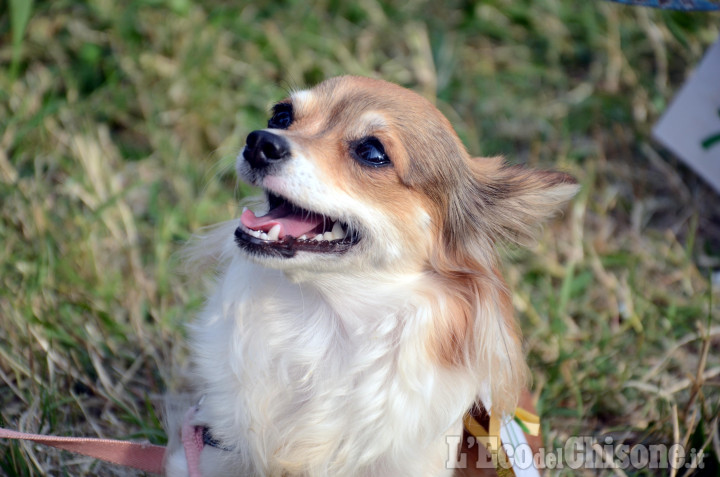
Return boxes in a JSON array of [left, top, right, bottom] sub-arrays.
[[9, 0, 34, 79]]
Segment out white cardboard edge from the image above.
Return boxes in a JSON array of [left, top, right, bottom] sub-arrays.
[[652, 36, 720, 193]]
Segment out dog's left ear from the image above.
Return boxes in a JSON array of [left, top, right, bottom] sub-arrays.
[[466, 156, 579, 246]]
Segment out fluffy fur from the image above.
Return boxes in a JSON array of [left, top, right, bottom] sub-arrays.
[[166, 76, 578, 477]]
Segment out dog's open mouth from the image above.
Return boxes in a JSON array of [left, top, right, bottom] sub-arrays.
[[234, 192, 360, 257]]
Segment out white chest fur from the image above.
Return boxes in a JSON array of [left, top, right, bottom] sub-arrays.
[[188, 256, 478, 477]]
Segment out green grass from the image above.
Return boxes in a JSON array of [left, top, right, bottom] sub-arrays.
[[1, 1, 719, 476]]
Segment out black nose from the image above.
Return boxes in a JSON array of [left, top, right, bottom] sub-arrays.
[[243, 130, 290, 170]]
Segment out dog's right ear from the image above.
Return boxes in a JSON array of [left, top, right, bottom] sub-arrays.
[[467, 156, 579, 247], [441, 156, 578, 267]]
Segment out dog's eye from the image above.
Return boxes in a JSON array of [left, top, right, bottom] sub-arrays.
[[352, 137, 391, 167], [268, 103, 293, 129]]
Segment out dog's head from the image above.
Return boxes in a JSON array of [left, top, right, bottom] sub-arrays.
[[235, 76, 577, 275], [233, 76, 578, 412]]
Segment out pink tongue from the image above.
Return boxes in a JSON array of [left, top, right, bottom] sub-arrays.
[[241, 208, 324, 239]]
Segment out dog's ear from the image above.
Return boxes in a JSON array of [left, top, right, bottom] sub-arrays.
[[438, 156, 577, 271], [428, 157, 576, 414], [467, 156, 578, 246]]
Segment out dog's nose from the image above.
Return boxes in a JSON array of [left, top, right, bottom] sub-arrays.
[[243, 130, 290, 170]]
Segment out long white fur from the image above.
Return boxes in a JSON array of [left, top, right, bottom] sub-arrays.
[[173, 252, 476, 477]]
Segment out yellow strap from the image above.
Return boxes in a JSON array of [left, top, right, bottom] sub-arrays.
[[497, 467, 516, 477], [463, 407, 540, 438], [462, 412, 488, 438], [462, 406, 540, 476], [463, 412, 515, 476], [514, 407, 540, 436], [488, 414, 501, 438]]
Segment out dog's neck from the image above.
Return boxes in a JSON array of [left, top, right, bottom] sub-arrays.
[[261, 258, 431, 327]]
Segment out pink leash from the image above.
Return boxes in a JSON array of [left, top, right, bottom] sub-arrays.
[[0, 426, 166, 473], [0, 408, 206, 475], [181, 405, 205, 477]]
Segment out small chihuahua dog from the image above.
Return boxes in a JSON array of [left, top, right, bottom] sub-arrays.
[[166, 76, 577, 477]]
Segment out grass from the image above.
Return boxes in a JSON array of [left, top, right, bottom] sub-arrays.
[[1, 1, 719, 475]]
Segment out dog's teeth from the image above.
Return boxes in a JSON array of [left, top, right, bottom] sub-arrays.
[[267, 224, 281, 241], [313, 234, 323, 242], [298, 235, 307, 241], [250, 230, 261, 238], [259, 232, 269, 240], [323, 231, 334, 241], [331, 221, 344, 240]]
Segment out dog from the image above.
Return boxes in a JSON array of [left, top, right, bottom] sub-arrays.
[[165, 76, 578, 477]]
